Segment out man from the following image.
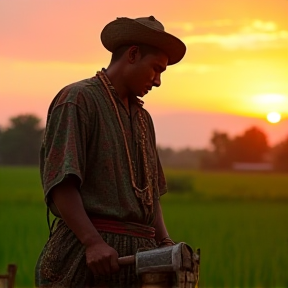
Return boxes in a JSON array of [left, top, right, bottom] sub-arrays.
[[35, 16, 186, 288]]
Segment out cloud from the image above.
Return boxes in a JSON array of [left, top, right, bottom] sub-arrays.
[[248, 20, 278, 32], [167, 22, 195, 32], [173, 63, 217, 74], [181, 20, 288, 50], [167, 19, 233, 32]]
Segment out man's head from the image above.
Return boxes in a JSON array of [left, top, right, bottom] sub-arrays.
[[107, 44, 167, 98], [101, 16, 186, 66], [101, 16, 186, 98], [110, 44, 162, 64]]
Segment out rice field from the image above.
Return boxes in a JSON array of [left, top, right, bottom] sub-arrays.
[[0, 166, 287, 288]]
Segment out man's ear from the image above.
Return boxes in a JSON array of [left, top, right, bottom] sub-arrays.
[[127, 46, 140, 63]]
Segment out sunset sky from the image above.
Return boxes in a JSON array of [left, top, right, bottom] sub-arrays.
[[1, 0, 288, 149]]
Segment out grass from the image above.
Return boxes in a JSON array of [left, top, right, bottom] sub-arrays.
[[161, 194, 288, 288], [0, 166, 288, 287], [164, 168, 288, 201], [0, 203, 48, 287]]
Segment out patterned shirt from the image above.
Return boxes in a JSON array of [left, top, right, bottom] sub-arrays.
[[40, 73, 167, 225]]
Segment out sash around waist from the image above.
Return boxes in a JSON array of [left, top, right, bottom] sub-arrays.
[[89, 218, 155, 239]]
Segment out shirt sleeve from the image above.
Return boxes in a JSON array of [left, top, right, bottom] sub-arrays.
[[40, 88, 90, 204]]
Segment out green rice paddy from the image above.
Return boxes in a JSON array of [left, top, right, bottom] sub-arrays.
[[0, 166, 287, 287]]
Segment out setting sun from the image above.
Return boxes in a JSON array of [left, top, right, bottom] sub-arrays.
[[250, 94, 288, 119], [1, 0, 288, 149], [267, 111, 281, 123]]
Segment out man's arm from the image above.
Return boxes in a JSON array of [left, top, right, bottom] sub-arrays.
[[50, 175, 119, 275], [153, 199, 175, 246]]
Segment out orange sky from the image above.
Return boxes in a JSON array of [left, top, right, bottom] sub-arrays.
[[1, 0, 288, 149]]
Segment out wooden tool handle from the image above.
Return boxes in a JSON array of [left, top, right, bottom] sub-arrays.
[[118, 255, 135, 266]]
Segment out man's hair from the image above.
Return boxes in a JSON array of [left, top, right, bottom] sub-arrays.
[[110, 44, 161, 64]]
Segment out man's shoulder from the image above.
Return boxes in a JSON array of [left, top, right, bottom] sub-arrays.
[[53, 76, 101, 106], [61, 77, 100, 96], [65, 76, 99, 89]]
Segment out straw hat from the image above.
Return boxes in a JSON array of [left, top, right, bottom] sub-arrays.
[[101, 16, 186, 65]]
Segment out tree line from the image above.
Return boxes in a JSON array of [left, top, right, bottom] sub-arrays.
[[0, 114, 288, 171], [0, 115, 44, 165], [159, 127, 288, 172]]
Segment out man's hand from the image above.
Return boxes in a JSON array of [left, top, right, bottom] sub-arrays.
[[85, 240, 120, 275], [153, 199, 174, 246], [158, 236, 175, 247], [50, 175, 120, 275]]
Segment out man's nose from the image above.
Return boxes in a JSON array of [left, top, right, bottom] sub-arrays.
[[153, 74, 161, 87]]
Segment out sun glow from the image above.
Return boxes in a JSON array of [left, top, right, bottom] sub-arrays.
[[267, 111, 281, 123], [252, 93, 287, 105], [250, 94, 288, 118]]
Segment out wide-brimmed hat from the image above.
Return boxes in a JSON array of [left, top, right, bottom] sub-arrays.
[[101, 16, 186, 65]]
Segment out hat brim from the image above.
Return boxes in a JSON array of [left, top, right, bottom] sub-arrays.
[[101, 18, 186, 65]]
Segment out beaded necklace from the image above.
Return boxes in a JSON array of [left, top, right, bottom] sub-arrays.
[[96, 71, 154, 216]]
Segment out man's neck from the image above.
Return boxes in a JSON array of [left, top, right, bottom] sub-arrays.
[[105, 67, 130, 111]]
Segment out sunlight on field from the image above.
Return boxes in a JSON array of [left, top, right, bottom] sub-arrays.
[[164, 168, 288, 201], [0, 167, 288, 288]]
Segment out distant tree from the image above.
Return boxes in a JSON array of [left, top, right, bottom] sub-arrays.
[[0, 114, 44, 165], [210, 131, 231, 168], [157, 146, 204, 169], [204, 126, 270, 170], [176, 148, 199, 169], [272, 136, 288, 172], [0, 126, 3, 163], [229, 126, 269, 163], [199, 149, 217, 170], [157, 146, 176, 167]]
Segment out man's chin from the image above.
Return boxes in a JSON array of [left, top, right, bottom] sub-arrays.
[[129, 91, 147, 99], [140, 90, 149, 97], [134, 93, 145, 98], [129, 94, 142, 102]]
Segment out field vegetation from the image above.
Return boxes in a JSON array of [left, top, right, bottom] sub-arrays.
[[0, 166, 287, 288]]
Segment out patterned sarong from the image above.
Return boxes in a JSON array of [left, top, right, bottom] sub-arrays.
[[35, 219, 157, 288]]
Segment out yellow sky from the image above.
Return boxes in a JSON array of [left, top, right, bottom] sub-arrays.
[[1, 0, 288, 148]]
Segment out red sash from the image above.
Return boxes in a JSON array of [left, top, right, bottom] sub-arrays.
[[90, 218, 155, 239]]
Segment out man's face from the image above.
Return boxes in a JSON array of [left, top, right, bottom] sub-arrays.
[[127, 48, 168, 98]]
